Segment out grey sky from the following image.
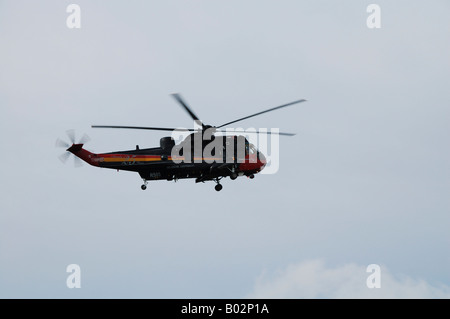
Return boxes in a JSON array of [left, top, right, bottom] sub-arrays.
[[0, 0, 449, 298]]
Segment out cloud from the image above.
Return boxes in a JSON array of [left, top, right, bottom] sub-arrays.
[[246, 260, 450, 299]]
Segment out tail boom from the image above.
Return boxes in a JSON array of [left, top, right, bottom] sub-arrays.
[[67, 144, 100, 167]]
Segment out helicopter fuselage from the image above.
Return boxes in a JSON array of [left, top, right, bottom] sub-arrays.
[[68, 135, 266, 185]]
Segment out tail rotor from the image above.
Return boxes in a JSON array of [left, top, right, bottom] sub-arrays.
[[55, 130, 91, 167]]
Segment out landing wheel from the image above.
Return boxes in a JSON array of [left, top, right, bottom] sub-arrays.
[[249, 174, 255, 179], [230, 173, 238, 180], [215, 184, 223, 192], [141, 184, 147, 190]]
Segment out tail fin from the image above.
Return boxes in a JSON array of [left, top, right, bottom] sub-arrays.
[[67, 144, 99, 167]]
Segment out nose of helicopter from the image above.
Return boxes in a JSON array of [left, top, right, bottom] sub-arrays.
[[257, 151, 267, 171], [238, 152, 266, 175]]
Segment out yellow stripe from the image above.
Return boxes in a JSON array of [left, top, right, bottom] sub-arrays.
[[103, 157, 161, 163], [102, 156, 223, 163]]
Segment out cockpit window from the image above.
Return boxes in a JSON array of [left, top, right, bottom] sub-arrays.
[[249, 144, 257, 155]]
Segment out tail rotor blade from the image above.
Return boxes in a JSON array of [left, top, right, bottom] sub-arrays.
[[59, 152, 71, 164], [79, 133, 91, 145], [66, 129, 76, 144], [73, 156, 83, 168], [55, 138, 69, 148]]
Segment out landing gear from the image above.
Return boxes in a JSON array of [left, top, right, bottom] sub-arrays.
[[141, 179, 148, 190], [249, 174, 255, 179], [214, 177, 223, 191], [229, 165, 238, 180]]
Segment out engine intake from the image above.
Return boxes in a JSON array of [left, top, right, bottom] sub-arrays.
[[160, 136, 175, 151]]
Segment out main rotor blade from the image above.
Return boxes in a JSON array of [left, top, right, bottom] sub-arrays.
[[216, 129, 296, 136], [91, 125, 196, 132], [171, 93, 203, 126], [217, 99, 307, 128]]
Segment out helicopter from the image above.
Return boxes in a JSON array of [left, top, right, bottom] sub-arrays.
[[56, 94, 306, 191]]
